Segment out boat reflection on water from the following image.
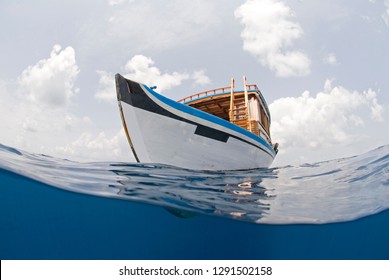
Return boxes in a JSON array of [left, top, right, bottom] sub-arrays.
[[3, 142, 388, 225], [213, 181, 276, 222], [109, 165, 277, 222]]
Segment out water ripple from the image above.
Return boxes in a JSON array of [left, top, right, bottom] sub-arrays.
[[1, 143, 388, 224]]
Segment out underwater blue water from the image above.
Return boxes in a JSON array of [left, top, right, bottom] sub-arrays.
[[0, 143, 389, 259]]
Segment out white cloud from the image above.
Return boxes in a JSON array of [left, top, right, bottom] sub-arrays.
[[123, 55, 189, 91], [55, 129, 132, 162], [8, 44, 129, 162], [364, 88, 384, 121], [0, 80, 17, 143], [269, 80, 384, 152], [18, 45, 80, 108], [95, 55, 189, 103], [323, 53, 338, 65], [235, 0, 311, 77], [383, 0, 389, 26], [14, 45, 83, 139], [95, 55, 211, 103], [0, 45, 101, 160], [108, 0, 133, 6], [0, 45, 129, 163], [95, 70, 116, 103], [192, 70, 212, 86]]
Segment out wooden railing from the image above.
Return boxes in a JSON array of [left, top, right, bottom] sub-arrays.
[[177, 86, 231, 103], [256, 120, 271, 144], [246, 84, 258, 91], [177, 84, 259, 103]]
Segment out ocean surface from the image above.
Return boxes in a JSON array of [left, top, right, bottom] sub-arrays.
[[1, 143, 389, 259]]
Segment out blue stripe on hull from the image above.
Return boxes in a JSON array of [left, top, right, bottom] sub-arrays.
[[143, 85, 276, 158]]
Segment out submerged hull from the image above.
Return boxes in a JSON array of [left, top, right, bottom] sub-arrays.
[[116, 74, 276, 170]]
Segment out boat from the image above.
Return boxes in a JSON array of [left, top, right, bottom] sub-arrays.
[[115, 73, 278, 170]]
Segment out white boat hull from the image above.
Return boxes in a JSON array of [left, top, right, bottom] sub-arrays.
[[116, 74, 276, 170]]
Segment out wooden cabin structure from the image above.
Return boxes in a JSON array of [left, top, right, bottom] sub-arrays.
[[178, 77, 273, 146]]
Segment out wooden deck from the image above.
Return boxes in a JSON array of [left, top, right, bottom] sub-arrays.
[[185, 92, 241, 121]]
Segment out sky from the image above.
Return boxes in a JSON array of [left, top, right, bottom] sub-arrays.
[[0, 0, 388, 166]]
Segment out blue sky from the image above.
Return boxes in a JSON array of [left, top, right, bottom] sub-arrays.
[[0, 0, 388, 166]]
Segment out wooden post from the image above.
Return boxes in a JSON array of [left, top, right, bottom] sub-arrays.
[[243, 76, 252, 132], [229, 78, 235, 121]]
